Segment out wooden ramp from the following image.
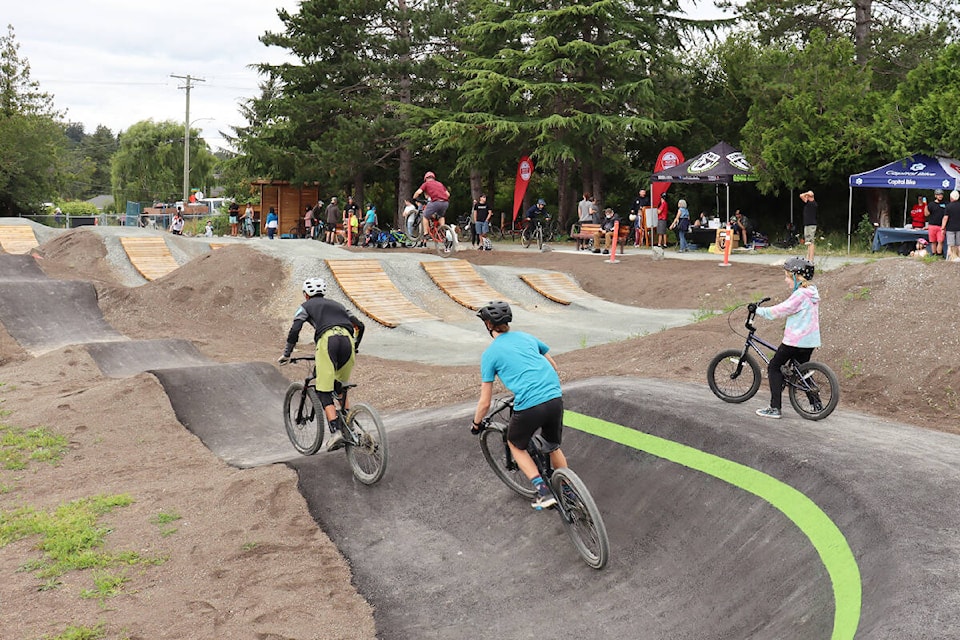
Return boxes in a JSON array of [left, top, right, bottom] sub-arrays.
[[519, 272, 598, 305], [420, 259, 512, 310], [0, 225, 39, 254], [325, 259, 437, 328], [209, 243, 228, 250], [120, 237, 180, 281]]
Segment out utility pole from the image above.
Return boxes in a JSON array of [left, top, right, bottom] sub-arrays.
[[170, 74, 205, 204]]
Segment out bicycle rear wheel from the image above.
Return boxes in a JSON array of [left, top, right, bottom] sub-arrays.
[[707, 349, 762, 403], [521, 227, 532, 248], [283, 383, 325, 455], [551, 468, 609, 570], [344, 403, 388, 484], [788, 361, 840, 420], [479, 425, 536, 499]]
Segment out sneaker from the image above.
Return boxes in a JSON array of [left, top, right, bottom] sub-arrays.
[[592, 249, 601, 254], [326, 430, 346, 451], [531, 493, 557, 510], [755, 407, 781, 419], [602, 249, 609, 254]]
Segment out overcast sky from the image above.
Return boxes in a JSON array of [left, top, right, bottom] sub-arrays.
[[8, 1, 730, 152]]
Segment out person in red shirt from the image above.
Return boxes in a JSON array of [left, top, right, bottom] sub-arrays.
[[909, 195, 927, 229], [412, 171, 450, 237], [656, 194, 670, 248]]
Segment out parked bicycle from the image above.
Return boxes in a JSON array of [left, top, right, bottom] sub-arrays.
[[707, 298, 840, 420], [281, 355, 388, 484], [477, 396, 609, 569]]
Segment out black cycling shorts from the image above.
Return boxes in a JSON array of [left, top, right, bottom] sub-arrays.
[[507, 396, 563, 451]]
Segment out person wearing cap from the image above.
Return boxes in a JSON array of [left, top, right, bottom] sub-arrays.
[[925, 189, 947, 257], [800, 190, 818, 262]]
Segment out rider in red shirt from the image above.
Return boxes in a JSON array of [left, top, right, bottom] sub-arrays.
[[909, 196, 927, 229], [413, 171, 450, 237]]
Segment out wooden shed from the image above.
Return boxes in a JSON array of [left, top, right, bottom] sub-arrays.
[[254, 180, 321, 237]]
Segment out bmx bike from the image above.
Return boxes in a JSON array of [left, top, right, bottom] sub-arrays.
[[521, 217, 550, 250], [477, 397, 609, 569], [706, 297, 840, 420], [281, 355, 388, 484]]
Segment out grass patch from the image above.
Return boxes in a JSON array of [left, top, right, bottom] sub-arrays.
[[79, 569, 130, 601], [843, 287, 871, 301], [40, 622, 107, 639], [151, 509, 181, 537], [840, 359, 864, 379], [0, 422, 69, 470], [0, 494, 164, 586], [241, 541, 259, 552]]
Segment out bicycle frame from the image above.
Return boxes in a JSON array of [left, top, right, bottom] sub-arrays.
[[484, 398, 578, 522], [288, 356, 354, 438], [739, 301, 820, 395]]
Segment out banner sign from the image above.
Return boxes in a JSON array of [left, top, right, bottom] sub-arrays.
[[652, 146, 683, 206], [513, 156, 535, 222]]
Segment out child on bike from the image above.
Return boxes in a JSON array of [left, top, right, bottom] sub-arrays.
[[471, 301, 567, 510], [279, 278, 365, 450], [751, 257, 820, 419]]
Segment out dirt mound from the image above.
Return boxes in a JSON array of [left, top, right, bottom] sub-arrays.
[[33, 228, 117, 284], [97, 245, 290, 361]]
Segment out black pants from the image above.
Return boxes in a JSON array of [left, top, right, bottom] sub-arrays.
[[768, 344, 814, 409]]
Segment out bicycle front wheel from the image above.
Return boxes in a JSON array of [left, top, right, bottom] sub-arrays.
[[283, 383, 324, 455], [707, 349, 762, 403], [345, 403, 388, 484], [479, 425, 536, 499], [551, 468, 609, 570], [788, 361, 840, 420], [433, 225, 454, 255], [536, 227, 543, 250]]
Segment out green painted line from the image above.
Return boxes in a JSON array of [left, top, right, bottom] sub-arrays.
[[564, 410, 861, 640]]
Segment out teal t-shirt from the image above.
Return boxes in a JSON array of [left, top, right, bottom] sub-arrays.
[[480, 331, 561, 411]]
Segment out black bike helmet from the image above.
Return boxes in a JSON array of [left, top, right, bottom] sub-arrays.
[[477, 300, 513, 325], [783, 257, 815, 280]]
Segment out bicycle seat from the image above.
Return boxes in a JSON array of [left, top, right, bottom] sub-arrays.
[[530, 434, 559, 454]]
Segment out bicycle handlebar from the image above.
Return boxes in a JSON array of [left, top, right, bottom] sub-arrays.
[[745, 296, 771, 332]]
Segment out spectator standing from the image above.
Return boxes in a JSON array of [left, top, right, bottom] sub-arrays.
[[303, 205, 314, 239], [349, 208, 360, 244], [800, 190, 818, 262], [311, 201, 324, 239], [670, 199, 692, 252], [325, 197, 340, 244], [630, 189, 651, 247], [474, 194, 493, 251], [228, 202, 240, 236], [244, 204, 255, 238], [656, 194, 669, 248], [578, 193, 594, 226], [204, 219, 214, 237], [592, 208, 620, 255], [925, 189, 947, 257], [344, 197, 360, 245], [265, 207, 279, 239], [362, 204, 378, 246], [909, 195, 927, 229], [940, 190, 960, 261]]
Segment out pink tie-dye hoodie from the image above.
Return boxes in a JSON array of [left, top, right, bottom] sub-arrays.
[[755, 285, 821, 348]]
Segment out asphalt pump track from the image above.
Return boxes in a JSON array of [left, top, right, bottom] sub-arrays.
[[1, 252, 959, 639]]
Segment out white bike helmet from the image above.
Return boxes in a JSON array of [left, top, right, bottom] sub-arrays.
[[302, 277, 327, 297]]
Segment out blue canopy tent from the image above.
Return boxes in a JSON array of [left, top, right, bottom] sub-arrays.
[[847, 154, 960, 252]]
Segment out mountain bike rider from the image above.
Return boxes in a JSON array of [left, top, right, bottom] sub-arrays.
[[750, 257, 821, 419], [279, 278, 366, 450], [524, 198, 548, 235], [471, 301, 567, 509], [412, 171, 450, 238]]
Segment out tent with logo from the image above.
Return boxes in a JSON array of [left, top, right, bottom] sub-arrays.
[[652, 141, 757, 224], [847, 154, 960, 252]]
